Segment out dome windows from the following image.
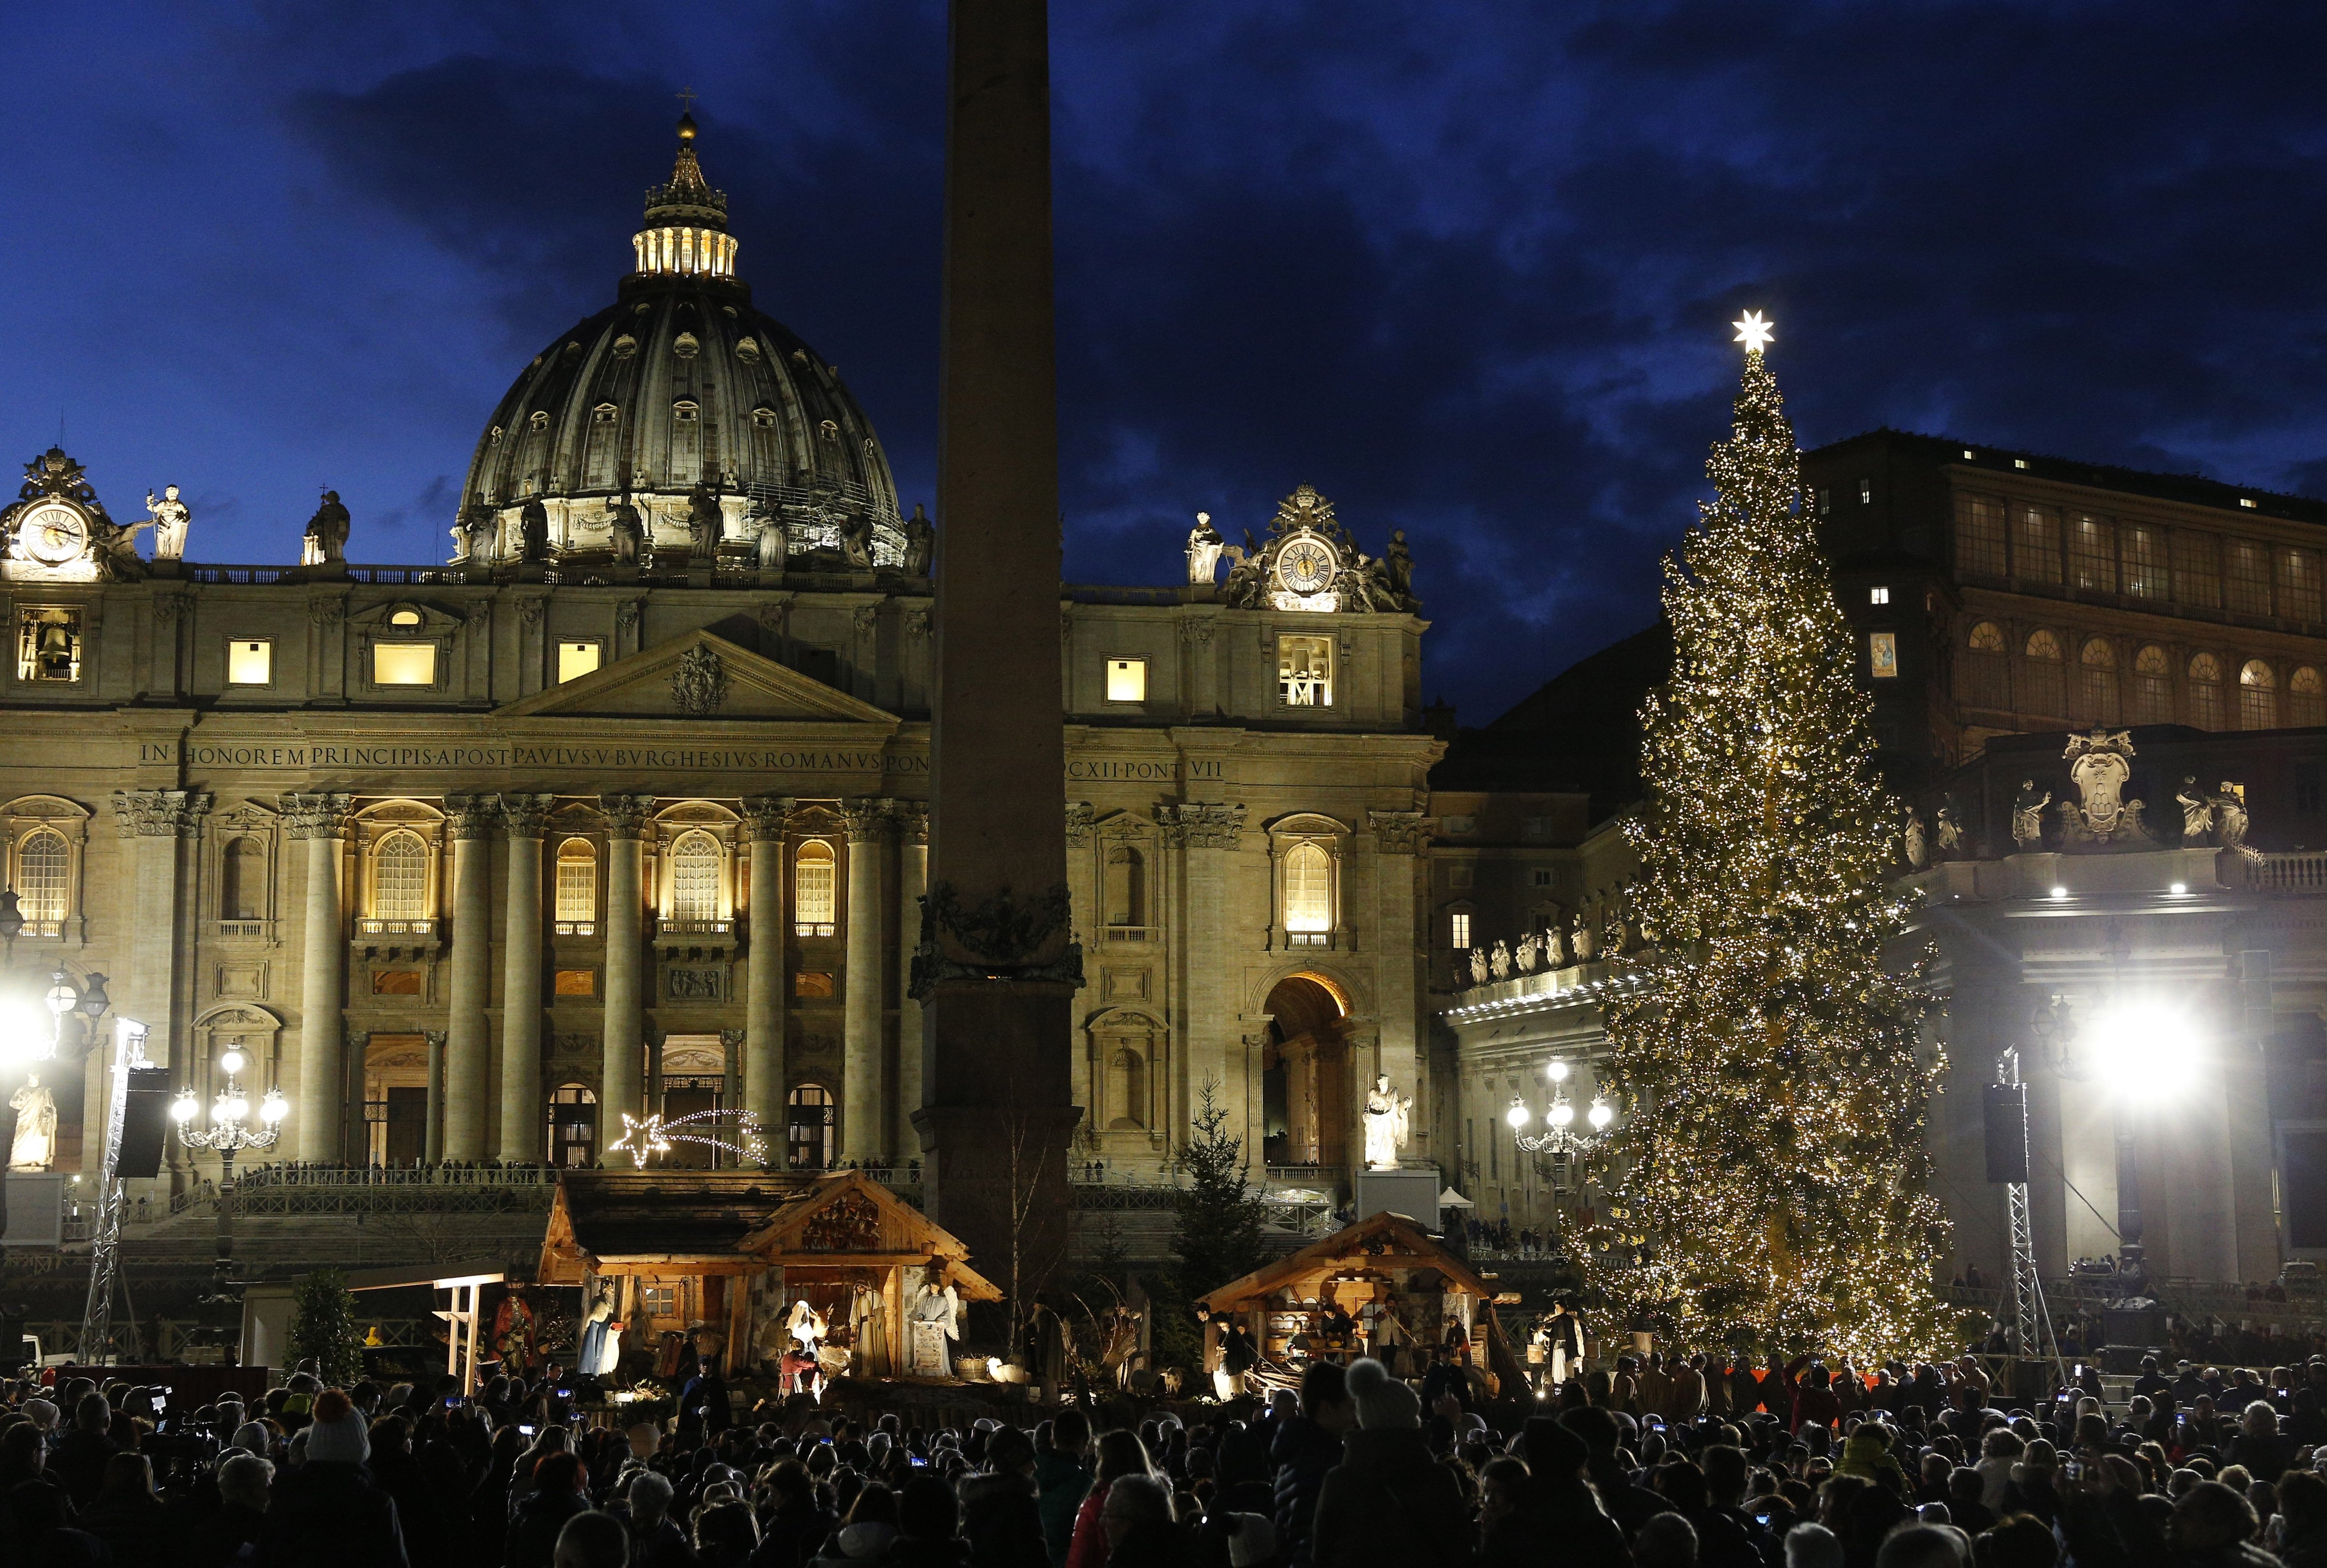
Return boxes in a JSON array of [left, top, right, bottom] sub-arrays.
[[562, 341, 582, 359], [819, 419, 839, 442], [592, 403, 618, 425], [673, 331, 700, 359], [735, 336, 762, 363], [792, 349, 809, 365], [529, 410, 551, 431], [751, 407, 778, 430], [489, 426, 504, 446], [612, 334, 638, 359], [674, 400, 701, 422]]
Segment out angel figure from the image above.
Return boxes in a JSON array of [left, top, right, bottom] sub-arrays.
[[2176, 776, 2214, 844], [1515, 932, 1541, 973]]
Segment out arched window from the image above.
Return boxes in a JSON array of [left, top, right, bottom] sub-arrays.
[[2240, 659, 2278, 730], [546, 1083, 597, 1167], [794, 841, 836, 935], [2292, 666, 2325, 728], [555, 838, 597, 932], [2131, 645, 2173, 723], [1104, 845, 1147, 936], [17, 829, 67, 931], [2079, 637, 2119, 725], [669, 831, 720, 922], [2189, 652, 2225, 730], [220, 836, 265, 921], [1107, 1045, 1150, 1130], [787, 1084, 835, 1169], [1283, 842, 1333, 941], [1961, 621, 2010, 709], [373, 831, 429, 921], [2023, 630, 2065, 718]]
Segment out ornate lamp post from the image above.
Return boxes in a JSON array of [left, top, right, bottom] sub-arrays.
[[1506, 1058, 1617, 1157], [171, 1045, 289, 1291]]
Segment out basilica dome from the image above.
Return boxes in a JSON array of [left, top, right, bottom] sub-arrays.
[[454, 116, 909, 568]]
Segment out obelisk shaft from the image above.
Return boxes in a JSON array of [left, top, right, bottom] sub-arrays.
[[915, 0, 1079, 1314]]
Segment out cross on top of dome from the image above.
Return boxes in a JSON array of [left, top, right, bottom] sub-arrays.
[[644, 108, 728, 232]]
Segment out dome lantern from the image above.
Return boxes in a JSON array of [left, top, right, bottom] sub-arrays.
[[634, 113, 738, 280]]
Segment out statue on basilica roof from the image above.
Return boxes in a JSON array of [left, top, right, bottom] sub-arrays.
[[302, 489, 351, 566], [144, 486, 189, 561]]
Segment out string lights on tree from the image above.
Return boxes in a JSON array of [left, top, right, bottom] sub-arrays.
[[1576, 315, 1958, 1364]]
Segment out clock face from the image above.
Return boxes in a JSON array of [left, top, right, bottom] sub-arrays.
[[19, 502, 87, 567], [1275, 535, 1336, 596]]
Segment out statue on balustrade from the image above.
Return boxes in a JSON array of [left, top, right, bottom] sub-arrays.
[[518, 497, 551, 563], [903, 505, 936, 575], [302, 489, 351, 566], [2011, 780, 2051, 850], [144, 486, 189, 561], [685, 483, 723, 562], [1361, 1074, 1411, 1171], [1488, 939, 1512, 980], [1467, 947, 1489, 986], [1185, 511, 1224, 585], [1545, 922, 1567, 968], [1934, 799, 1963, 859], [606, 495, 644, 566], [1514, 932, 1541, 973], [1903, 810, 1927, 869], [2176, 777, 2213, 844]]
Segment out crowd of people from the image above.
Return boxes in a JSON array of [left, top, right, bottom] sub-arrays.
[[4, 1346, 2327, 1567]]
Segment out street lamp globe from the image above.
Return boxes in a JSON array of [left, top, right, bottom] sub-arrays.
[[218, 1047, 246, 1077], [170, 1092, 198, 1124], [1546, 1059, 1571, 1084], [2095, 1004, 2200, 1101], [260, 1089, 289, 1124], [43, 970, 75, 1019], [1587, 1098, 1616, 1131], [1548, 1098, 1575, 1130], [1506, 1097, 1531, 1130]]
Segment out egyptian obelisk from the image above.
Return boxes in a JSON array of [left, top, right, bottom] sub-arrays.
[[911, 0, 1080, 1310]]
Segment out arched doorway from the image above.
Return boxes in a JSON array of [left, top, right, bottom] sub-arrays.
[[1260, 973, 1351, 1171]]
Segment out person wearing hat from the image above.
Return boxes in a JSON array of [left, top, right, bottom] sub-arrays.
[[1308, 1358, 1471, 1568], [254, 1387, 410, 1567]]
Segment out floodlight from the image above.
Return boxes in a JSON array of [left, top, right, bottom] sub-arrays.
[[2092, 1004, 2200, 1101]]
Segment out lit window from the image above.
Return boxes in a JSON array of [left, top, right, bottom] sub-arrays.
[[1105, 658, 1147, 702], [390, 609, 422, 626], [2240, 660, 2278, 730], [794, 841, 837, 935], [227, 639, 274, 685], [2240, 498, 2258, 509], [2014, 458, 2029, 470], [1450, 911, 1472, 950], [1869, 586, 1890, 605], [669, 831, 720, 922], [17, 830, 69, 932], [555, 838, 597, 929], [557, 641, 601, 683], [1869, 632, 1898, 678], [373, 832, 429, 921], [1284, 842, 1332, 938], [372, 643, 436, 685], [1278, 635, 1334, 707], [1859, 478, 1872, 504], [1815, 489, 1830, 516], [2293, 665, 2325, 727]]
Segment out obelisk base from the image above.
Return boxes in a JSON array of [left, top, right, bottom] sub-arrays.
[[913, 979, 1079, 1341]]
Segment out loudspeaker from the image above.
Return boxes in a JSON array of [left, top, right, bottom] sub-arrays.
[[116, 1067, 174, 1180], [1983, 1082, 2029, 1184]]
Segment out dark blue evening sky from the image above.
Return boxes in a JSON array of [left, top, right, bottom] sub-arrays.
[[5, 3, 2324, 721]]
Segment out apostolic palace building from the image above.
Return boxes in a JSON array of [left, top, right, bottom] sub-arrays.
[[9, 118, 2327, 1306]]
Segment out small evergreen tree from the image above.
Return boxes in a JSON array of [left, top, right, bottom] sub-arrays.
[[1578, 319, 1956, 1364], [287, 1266, 365, 1387], [1153, 1081, 1270, 1375]]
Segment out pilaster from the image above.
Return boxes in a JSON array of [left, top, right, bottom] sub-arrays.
[[740, 795, 792, 1163], [494, 792, 554, 1162], [279, 790, 355, 1161]]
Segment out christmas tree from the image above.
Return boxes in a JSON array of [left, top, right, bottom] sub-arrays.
[[288, 1265, 366, 1388], [1578, 315, 1959, 1364], [1152, 1081, 1270, 1376]]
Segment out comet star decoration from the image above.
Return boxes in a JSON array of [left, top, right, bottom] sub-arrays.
[[607, 1108, 770, 1169], [1577, 319, 1959, 1364]]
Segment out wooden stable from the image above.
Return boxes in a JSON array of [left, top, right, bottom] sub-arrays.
[[1200, 1210, 1529, 1392], [539, 1169, 1000, 1380]]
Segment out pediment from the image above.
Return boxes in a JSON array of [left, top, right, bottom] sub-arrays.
[[497, 629, 896, 725]]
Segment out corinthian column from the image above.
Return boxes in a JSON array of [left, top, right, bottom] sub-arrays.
[[108, 789, 211, 1180], [841, 799, 889, 1163], [443, 794, 498, 1161], [280, 791, 355, 1162], [740, 797, 792, 1164], [1368, 810, 1430, 1162], [598, 795, 654, 1158], [892, 801, 928, 1158], [495, 793, 555, 1162]]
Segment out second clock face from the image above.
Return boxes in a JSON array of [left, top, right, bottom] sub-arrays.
[[19, 503, 87, 566], [1276, 535, 1335, 596]]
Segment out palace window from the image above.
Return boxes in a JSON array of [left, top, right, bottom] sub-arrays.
[[372, 832, 429, 922], [227, 639, 274, 685], [794, 841, 837, 935], [557, 641, 601, 682], [2173, 531, 2222, 609], [220, 836, 265, 921], [669, 831, 720, 922], [1278, 635, 1334, 707], [2014, 505, 2062, 584], [2240, 660, 2278, 730], [1868, 586, 1890, 605], [2121, 525, 2168, 600], [2280, 549, 2324, 623], [2079, 638, 2118, 725], [2069, 514, 2117, 593], [2227, 540, 2273, 617], [16, 830, 68, 935], [546, 1083, 596, 1167], [787, 1084, 835, 1169], [1104, 845, 1148, 936], [2293, 666, 2325, 728], [371, 643, 437, 686], [2189, 651, 2225, 729], [1283, 842, 1333, 943], [1449, 910, 1472, 951], [2130, 645, 2173, 724], [16, 609, 82, 683], [2022, 630, 2065, 718], [1105, 658, 1147, 702], [1955, 494, 2007, 577], [1961, 621, 2009, 709], [555, 838, 597, 933]]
